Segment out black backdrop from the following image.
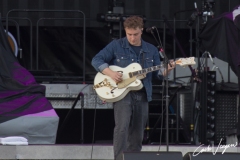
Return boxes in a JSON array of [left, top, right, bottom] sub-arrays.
[[1, 0, 240, 83], [1, 0, 240, 28], [7, 26, 194, 83]]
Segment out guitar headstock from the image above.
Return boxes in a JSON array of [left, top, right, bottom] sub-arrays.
[[176, 57, 196, 67]]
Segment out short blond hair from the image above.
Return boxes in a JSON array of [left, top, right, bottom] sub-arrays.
[[123, 16, 144, 29]]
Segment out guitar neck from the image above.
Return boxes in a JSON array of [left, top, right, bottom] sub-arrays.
[[128, 57, 194, 78], [129, 64, 163, 78]]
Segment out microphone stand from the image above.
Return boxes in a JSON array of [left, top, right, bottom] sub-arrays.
[[161, 50, 170, 152], [148, 28, 171, 152]]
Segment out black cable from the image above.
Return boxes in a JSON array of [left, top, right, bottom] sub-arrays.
[[206, 51, 225, 83], [154, 27, 172, 67], [150, 29, 161, 48], [155, 28, 163, 49], [147, 28, 166, 62], [58, 85, 89, 141], [193, 81, 201, 144]]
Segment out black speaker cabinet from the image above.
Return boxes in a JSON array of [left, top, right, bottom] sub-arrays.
[[183, 152, 240, 160], [123, 151, 182, 160]]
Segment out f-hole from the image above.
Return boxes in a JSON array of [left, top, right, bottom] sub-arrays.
[[111, 87, 117, 93]]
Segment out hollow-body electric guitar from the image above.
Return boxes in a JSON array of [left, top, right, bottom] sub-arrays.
[[93, 57, 196, 103]]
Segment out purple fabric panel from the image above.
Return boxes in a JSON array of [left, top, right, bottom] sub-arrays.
[[11, 62, 36, 86], [0, 84, 45, 98], [0, 94, 50, 115], [24, 109, 58, 117]]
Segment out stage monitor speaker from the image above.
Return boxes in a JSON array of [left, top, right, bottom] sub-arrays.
[[123, 151, 182, 160], [183, 152, 240, 160]]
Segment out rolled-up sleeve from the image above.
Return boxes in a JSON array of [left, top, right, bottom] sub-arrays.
[[98, 63, 109, 72]]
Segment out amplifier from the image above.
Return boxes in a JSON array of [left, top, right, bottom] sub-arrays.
[[42, 84, 113, 109], [215, 92, 239, 143]]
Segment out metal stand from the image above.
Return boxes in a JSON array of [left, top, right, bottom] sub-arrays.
[[147, 24, 173, 151], [58, 92, 85, 144], [162, 53, 170, 151]]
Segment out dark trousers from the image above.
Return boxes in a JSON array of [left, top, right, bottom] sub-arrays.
[[113, 91, 148, 160]]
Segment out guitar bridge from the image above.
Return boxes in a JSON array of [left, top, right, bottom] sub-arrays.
[[93, 78, 114, 90]]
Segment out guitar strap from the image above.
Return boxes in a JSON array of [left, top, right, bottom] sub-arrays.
[[139, 49, 145, 68], [139, 49, 147, 92]]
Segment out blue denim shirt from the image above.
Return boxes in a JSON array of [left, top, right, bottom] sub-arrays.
[[91, 37, 162, 102]]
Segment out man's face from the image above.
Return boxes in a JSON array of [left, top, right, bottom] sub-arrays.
[[125, 27, 142, 46]]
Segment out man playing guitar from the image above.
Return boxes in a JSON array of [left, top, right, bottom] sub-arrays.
[[91, 16, 175, 160]]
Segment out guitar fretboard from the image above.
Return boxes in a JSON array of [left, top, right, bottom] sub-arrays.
[[128, 57, 195, 78], [129, 65, 163, 77]]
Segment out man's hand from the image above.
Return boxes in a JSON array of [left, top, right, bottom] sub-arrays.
[[163, 60, 176, 76], [168, 60, 176, 70], [102, 68, 123, 83]]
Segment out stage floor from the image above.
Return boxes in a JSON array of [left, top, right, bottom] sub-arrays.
[[0, 144, 240, 159]]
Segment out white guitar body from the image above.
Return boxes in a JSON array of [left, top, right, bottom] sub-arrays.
[[93, 57, 196, 103], [94, 63, 143, 102]]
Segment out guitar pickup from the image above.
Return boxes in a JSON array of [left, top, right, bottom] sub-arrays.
[[117, 76, 137, 89], [137, 74, 146, 79]]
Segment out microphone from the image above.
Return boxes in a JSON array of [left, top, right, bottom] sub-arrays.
[[159, 48, 164, 58], [194, 2, 197, 9], [146, 26, 156, 33]]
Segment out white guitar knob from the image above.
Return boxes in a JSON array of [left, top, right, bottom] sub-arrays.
[[106, 92, 109, 95], [135, 81, 138, 84], [112, 94, 115, 97]]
